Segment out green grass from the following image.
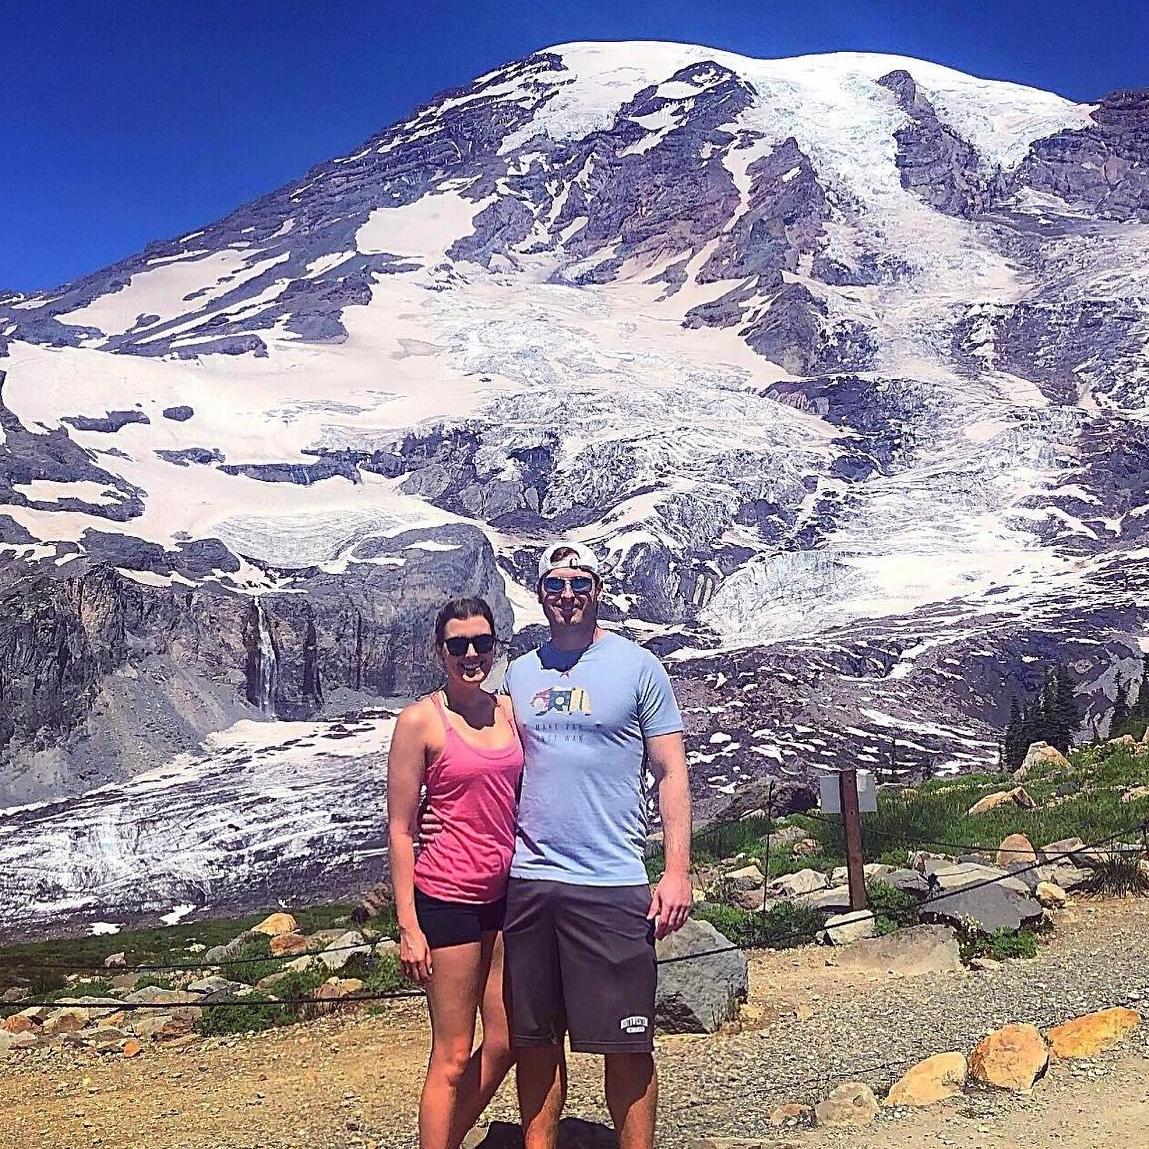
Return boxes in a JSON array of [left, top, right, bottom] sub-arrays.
[[194, 992, 293, 1036], [866, 879, 920, 936], [692, 901, 829, 950], [0, 902, 358, 997]]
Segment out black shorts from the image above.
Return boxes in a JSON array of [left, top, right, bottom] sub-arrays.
[[502, 878, 656, 1055], [414, 887, 507, 950]]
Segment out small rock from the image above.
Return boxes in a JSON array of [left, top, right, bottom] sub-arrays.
[[814, 1082, 879, 1126], [1, 1015, 35, 1034], [1035, 881, 1068, 909], [725, 864, 765, 890], [967, 787, 1036, 816], [969, 1023, 1048, 1092], [317, 931, 370, 972], [1045, 1008, 1141, 1059], [0, 1029, 41, 1053], [769, 1102, 814, 1126], [270, 932, 312, 957], [1013, 741, 1070, 782], [122, 1038, 143, 1058], [996, 834, 1038, 868], [123, 987, 202, 1007], [253, 912, 299, 938], [768, 869, 828, 898], [42, 1008, 90, 1036], [885, 1052, 967, 1106], [1121, 785, 1149, 804], [103, 952, 127, 969], [818, 911, 876, 946]]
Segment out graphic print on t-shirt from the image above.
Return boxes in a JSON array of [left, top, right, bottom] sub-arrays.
[[531, 686, 592, 717]]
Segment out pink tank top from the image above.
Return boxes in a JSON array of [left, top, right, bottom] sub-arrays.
[[413, 694, 524, 905]]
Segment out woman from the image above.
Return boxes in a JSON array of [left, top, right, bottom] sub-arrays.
[[387, 596, 523, 1149]]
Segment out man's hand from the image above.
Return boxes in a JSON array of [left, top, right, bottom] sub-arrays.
[[417, 801, 444, 848], [648, 870, 692, 940]]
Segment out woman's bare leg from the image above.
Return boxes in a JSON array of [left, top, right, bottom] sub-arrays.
[[448, 932, 515, 1146], [420, 941, 485, 1149]]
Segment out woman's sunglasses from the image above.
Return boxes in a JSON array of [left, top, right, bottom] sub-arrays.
[[442, 633, 496, 657], [541, 575, 595, 595]]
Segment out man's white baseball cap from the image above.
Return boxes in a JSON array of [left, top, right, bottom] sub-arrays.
[[537, 540, 602, 583]]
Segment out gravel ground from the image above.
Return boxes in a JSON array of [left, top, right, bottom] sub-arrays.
[[2, 899, 1147, 1148]]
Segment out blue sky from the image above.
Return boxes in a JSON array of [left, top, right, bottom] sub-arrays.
[[3, 0, 1146, 291]]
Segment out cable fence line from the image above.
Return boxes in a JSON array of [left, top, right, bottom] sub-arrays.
[[3, 824, 1144, 984]]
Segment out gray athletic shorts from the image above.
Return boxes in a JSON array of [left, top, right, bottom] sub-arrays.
[[502, 878, 656, 1054]]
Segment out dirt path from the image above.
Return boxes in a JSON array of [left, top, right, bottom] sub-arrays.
[[3, 900, 1148, 1148]]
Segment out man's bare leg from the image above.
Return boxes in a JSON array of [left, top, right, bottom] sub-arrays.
[[604, 1052, 657, 1149], [516, 1044, 567, 1149]]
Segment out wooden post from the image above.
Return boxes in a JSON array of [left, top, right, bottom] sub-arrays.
[[839, 767, 868, 912]]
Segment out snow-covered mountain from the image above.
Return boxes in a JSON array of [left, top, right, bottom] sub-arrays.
[[2, 43, 1148, 921]]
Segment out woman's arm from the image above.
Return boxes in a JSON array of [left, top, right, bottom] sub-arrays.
[[387, 704, 433, 982]]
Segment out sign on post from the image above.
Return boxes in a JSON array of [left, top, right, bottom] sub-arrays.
[[818, 769, 878, 814]]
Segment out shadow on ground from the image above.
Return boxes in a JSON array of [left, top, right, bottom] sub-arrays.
[[469, 1118, 617, 1147]]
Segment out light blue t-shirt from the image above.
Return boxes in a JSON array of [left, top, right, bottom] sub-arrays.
[[504, 632, 683, 886]]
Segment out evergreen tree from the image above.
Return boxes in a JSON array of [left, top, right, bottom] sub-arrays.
[[1003, 697, 1024, 770], [1133, 654, 1149, 720], [1049, 662, 1081, 751], [1111, 675, 1131, 735]]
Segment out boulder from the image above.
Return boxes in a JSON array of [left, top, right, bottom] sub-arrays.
[[767, 869, 828, 898], [186, 976, 244, 995], [725, 864, 765, 890], [203, 930, 262, 963], [995, 834, 1038, 868], [317, 930, 371, 972], [41, 1008, 90, 1036], [928, 863, 1031, 896], [88, 1026, 128, 1053], [885, 1052, 967, 1106], [132, 1010, 196, 1041], [123, 986, 203, 1007], [831, 863, 894, 885], [794, 886, 853, 913], [732, 888, 772, 912], [16, 1005, 52, 1023], [655, 918, 747, 1034], [1, 1014, 35, 1034], [1045, 1008, 1141, 1058], [818, 911, 876, 946], [122, 1038, 143, 1058], [835, 925, 963, 977], [922, 883, 1044, 935], [1013, 741, 1070, 782], [253, 912, 299, 938], [881, 869, 931, 899], [792, 838, 821, 857], [769, 1102, 814, 1126], [1121, 785, 1149, 804], [814, 1082, 879, 1126], [270, 932, 312, 957], [1108, 734, 1138, 748], [0, 1029, 41, 1053], [969, 1023, 1048, 1092], [103, 952, 127, 969], [1041, 837, 1086, 861], [1035, 881, 1068, 909], [967, 787, 1036, 816]]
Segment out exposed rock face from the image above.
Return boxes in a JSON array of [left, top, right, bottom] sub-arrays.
[[0, 524, 509, 802], [654, 918, 748, 1033]]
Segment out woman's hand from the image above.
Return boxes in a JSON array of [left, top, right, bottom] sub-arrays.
[[400, 925, 434, 984]]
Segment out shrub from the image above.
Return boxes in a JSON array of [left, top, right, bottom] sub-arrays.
[[226, 937, 282, 987], [959, 927, 1038, 963], [194, 993, 291, 1036], [866, 880, 920, 936], [1078, 852, 1149, 898], [692, 901, 828, 950]]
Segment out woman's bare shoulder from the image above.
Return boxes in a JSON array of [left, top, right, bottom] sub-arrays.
[[395, 694, 439, 735]]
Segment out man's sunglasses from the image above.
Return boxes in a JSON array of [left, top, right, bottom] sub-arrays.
[[541, 575, 595, 595], [442, 633, 496, 657]]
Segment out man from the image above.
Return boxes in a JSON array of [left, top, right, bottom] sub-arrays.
[[501, 540, 693, 1149]]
